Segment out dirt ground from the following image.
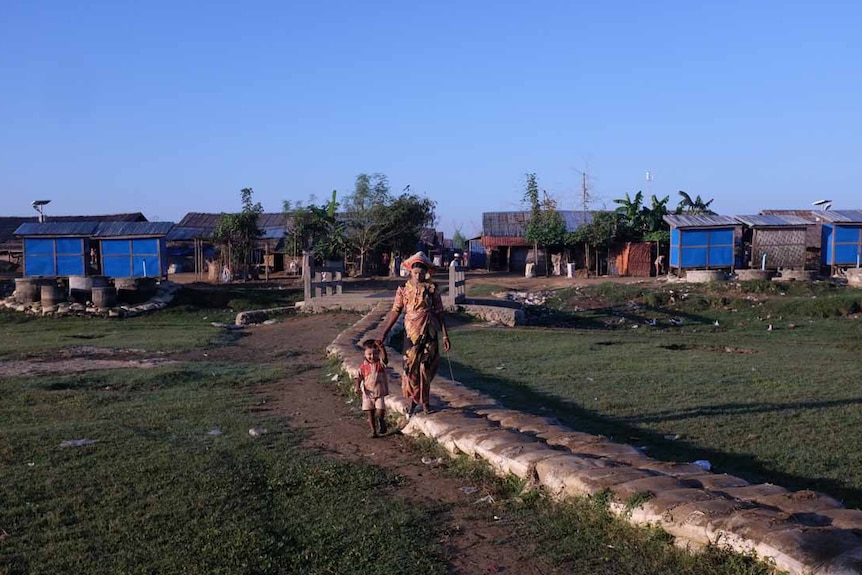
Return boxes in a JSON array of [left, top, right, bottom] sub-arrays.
[[207, 312, 563, 575], [0, 271, 656, 571], [2, 310, 559, 572]]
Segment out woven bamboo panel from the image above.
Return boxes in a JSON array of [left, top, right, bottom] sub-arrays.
[[753, 229, 806, 267]]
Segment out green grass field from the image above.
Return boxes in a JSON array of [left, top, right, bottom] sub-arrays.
[[0, 283, 785, 574], [0, 302, 446, 575], [451, 280, 862, 508]]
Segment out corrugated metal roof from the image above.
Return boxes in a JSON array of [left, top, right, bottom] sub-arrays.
[[51, 212, 147, 223], [261, 226, 286, 240], [483, 210, 595, 237], [175, 212, 222, 228], [1, 213, 148, 248], [816, 210, 862, 224], [760, 209, 820, 221], [561, 211, 595, 231], [91, 222, 175, 237], [166, 226, 212, 241], [663, 214, 739, 228], [176, 212, 287, 229], [0, 217, 31, 247], [15, 222, 99, 236], [734, 214, 812, 227], [15, 221, 174, 238]]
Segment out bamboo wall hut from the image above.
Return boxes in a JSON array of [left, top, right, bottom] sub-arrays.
[[481, 210, 594, 274], [169, 212, 291, 277], [734, 214, 810, 270]]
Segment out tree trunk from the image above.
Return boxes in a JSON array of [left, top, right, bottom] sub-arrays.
[[584, 242, 590, 276]]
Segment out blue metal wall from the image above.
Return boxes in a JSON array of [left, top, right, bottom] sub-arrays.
[[822, 224, 862, 266], [23, 237, 86, 277], [670, 228, 734, 269], [101, 238, 165, 278]]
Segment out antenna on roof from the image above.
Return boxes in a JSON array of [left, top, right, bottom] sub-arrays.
[[31, 200, 51, 223], [812, 199, 832, 211]]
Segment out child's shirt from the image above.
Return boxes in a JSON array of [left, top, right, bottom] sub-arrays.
[[359, 359, 390, 398]]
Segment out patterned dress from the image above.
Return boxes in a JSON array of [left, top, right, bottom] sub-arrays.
[[391, 280, 444, 407]]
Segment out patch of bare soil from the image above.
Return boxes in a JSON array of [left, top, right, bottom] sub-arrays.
[[0, 357, 175, 377], [216, 312, 562, 575]]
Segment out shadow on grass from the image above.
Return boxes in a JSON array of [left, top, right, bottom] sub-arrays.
[[620, 397, 862, 425], [450, 360, 862, 510]]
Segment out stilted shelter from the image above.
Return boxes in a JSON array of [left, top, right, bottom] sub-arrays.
[[664, 214, 741, 271], [818, 210, 862, 270]]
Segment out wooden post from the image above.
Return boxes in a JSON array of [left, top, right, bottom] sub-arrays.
[[449, 263, 456, 303], [302, 252, 312, 301]]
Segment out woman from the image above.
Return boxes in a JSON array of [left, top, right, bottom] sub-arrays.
[[380, 251, 451, 418]]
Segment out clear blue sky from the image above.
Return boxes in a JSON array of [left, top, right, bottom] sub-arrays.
[[2, 1, 861, 237]]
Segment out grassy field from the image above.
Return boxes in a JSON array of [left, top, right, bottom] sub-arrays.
[[451, 280, 862, 508], [0, 297, 446, 575], [1, 283, 784, 575], [0, 283, 304, 359]]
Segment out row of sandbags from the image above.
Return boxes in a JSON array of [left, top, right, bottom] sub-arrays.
[[327, 306, 862, 575]]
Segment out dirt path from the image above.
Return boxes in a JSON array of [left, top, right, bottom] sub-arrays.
[[214, 312, 563, 575]]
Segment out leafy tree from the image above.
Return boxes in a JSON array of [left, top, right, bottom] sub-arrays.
[[285, 176, 436, 273], [644, 194, 670, 233], [566, 211, 621, 276], [285, 191, 347, 264], [343, 173, 391, 275], [523, 173, 566, 276], [613, 191, 671, 243], [214, 188, 263, 278], [452, 230, 467, 251], [380, 193, 436, 257], [675, 190, 715, 215], [613, 191, 646, 238], [643, 194, 671, 243]]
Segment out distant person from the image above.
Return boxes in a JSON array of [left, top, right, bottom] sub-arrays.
[[380, 251, 451, 419], [354, 339, 390, 438], [654, 254, 665, 276]]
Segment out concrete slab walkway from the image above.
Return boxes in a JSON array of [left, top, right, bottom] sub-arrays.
[[327, 304, 862, 575]]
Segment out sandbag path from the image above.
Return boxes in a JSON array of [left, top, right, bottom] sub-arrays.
[[326, 304, 862, 575]]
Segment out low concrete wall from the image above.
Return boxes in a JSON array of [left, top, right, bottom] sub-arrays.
[[460, 303, 525, 326]]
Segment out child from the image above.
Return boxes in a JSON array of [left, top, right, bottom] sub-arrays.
[[354, 339, 390, 438]]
